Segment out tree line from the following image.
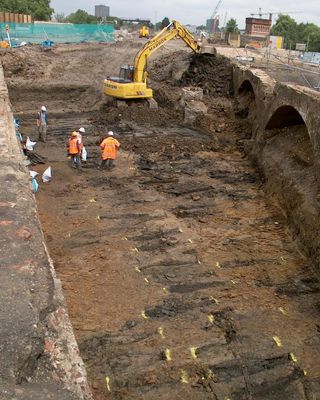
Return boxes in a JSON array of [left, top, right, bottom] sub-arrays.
[[0, 0, 53, 20], [271, 15, 320, 52]]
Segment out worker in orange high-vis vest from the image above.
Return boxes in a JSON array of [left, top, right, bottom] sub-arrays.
[[99, 131, 120, 171], [68, 131, 82, 169]]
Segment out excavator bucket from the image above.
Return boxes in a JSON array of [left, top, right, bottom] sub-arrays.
[[200, 44, 216, 54]]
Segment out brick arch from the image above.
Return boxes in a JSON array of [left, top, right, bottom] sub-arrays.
[[263, 103, 315, 178], [236, 78, 258, 98], [233, 65, 320, 184], [236, 79, 258, 123], [263, 98, 312, 142], [265, 105, 306, 131], [238, 79, 255, 94]]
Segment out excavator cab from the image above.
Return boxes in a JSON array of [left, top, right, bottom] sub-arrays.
[[108, 66, 134, 83], [119, 66, 134, 82], [104, 64, 152, 99]]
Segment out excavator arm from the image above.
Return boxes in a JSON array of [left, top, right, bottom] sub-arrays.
[[133, 20, 200, 83], [104, 20, 201, 100]]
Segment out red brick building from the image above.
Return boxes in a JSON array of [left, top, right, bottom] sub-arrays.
[[245, 15, 272, 37]]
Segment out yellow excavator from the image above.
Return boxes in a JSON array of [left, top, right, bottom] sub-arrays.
[[139, 26, 149, 38], [104, 20, 201, 100]]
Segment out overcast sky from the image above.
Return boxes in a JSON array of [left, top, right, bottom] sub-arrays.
[[51, 0, 320, 28]]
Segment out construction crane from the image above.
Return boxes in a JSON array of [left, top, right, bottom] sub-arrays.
[[210, 0, 223, 20], [207, 0, 223, 33], [250, 8, 302, 19]]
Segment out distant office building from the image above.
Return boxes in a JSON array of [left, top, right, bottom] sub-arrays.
[[95, 5, 110, 19], [245, 15, 272, 37]]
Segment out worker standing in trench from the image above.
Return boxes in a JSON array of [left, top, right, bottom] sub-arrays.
[[68, 131, 82, 170], [99, 131, 120, 171], [77, 127, 85, 151], [36, 106, 48, 142]]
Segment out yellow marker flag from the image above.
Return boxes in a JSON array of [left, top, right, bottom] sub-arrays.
[[144, 277, 149, 284], [163, 287, 169, 294], [289, 353, 298, 363], [207, 369, 214, 379], [278, 307, 286, 315], [215, 261, 221, 269], [158, 327, 165, 339], [141, 310, 148, 320], [105, 376, 111, 392], [164, 348, 172, 361], [210, 296, 219, 304], [135, 267, 141, 273], [208, 314, 215, 324], [180, 369, 189, 384], [273, 336, 282, 347], [190, 347, 198, 359]]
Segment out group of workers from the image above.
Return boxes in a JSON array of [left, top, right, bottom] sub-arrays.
[[68, 129, 121, 171], [37, 105, 121, 172]]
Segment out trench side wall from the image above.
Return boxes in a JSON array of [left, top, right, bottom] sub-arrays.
[[233, 64, 320, 266], [0, 63, 92, 400]]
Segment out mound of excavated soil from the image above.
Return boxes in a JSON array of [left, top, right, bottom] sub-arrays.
[[180, 53, 233, 97], [149, 49, 192, 82]]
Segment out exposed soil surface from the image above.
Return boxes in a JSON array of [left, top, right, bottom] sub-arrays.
[[3, 41, 320, 400]]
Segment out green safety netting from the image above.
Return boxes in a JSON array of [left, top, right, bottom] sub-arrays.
[[0, 22, 114, 44]]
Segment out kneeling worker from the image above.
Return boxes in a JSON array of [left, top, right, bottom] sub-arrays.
[[100, 131, 120, 171], [68, 131, 82, 169]]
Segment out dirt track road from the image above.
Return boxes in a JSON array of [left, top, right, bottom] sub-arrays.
[[4, 42, 320, 399]]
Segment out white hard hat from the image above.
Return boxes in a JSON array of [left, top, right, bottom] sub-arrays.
[[79, 127, 85, 133], [108, 131, 114, 136], [41, 106, 46, 111]]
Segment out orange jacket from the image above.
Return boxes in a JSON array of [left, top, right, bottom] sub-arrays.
[[100, 137, 120, 160], [68, 137, 80, 155]]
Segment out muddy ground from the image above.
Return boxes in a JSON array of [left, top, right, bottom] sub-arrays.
[[2, 41, 320, 399]]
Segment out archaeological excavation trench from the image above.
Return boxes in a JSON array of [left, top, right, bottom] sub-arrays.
[[3, 42, 320, 399]]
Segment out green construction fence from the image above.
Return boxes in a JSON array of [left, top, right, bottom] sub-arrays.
[[0, 22, 114, 44]]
